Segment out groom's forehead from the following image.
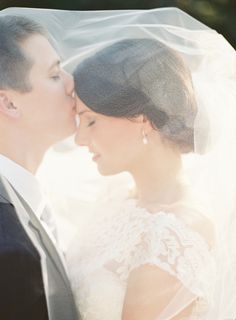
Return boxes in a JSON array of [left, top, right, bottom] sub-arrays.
[[21, 34, 60, 70]]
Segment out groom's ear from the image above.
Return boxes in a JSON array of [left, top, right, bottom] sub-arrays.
[[0, 91, 20, 119]]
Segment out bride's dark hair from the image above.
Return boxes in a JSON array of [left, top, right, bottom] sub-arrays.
[[73, 38, 197, 153]]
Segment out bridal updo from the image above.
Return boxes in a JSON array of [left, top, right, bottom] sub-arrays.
[[73, 38, 197, 153]]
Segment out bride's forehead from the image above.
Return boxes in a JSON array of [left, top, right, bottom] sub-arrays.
[[76, 100, 91, 114]]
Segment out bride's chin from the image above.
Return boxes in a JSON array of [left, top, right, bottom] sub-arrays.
[[97, 167, 115, 176], [97, 164, 122, 176]]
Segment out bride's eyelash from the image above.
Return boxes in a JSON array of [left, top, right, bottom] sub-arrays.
[[88, 120, 95, 127]]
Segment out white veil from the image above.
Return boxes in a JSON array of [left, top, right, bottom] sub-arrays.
[[1, 6, 236, 319]]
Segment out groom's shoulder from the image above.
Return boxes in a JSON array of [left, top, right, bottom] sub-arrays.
[[0, 201, 39, 259]]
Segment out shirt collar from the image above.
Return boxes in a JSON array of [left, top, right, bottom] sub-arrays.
[[0, 154, 46, 219]]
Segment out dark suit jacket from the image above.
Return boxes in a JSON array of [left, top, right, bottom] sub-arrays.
[[0, 196, 49, 320]]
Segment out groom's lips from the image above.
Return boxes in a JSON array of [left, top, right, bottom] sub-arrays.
[[70, 94, 76, 112]]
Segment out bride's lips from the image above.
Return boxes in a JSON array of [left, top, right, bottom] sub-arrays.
[[92, 154, 101, 162]]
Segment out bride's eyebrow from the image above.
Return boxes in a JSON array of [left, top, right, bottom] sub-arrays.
[[78, 110, 92, 116]]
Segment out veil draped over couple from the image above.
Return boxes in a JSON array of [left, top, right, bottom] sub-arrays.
[[0, 6, 236, 320]]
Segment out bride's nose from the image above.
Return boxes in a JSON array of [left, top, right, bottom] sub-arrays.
[[74, 128, 89, 147]]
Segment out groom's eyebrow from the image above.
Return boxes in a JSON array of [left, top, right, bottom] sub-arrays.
[[48, 59, 61, 71]]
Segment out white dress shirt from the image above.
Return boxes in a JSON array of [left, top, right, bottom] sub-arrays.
[[0, 154, 57, 243]]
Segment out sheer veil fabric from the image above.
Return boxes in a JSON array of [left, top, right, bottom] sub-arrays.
[[1, 7, 236, 319]]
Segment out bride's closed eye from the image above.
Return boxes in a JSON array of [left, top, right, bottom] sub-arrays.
[[88, 120, 96, 127]]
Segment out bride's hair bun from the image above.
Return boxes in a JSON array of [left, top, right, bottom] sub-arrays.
[[74, 38, 197, 153]]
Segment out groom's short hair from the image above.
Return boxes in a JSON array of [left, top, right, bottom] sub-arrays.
[[0, 15, 47, 92]]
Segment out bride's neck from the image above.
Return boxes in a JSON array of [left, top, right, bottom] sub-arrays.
[[129, 146, 184, 210]]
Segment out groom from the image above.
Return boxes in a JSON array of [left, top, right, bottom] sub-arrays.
[[0, 15, 79, 319]]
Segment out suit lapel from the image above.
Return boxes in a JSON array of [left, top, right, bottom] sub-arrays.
[[0, 175, 71, 288], [0, 176, 12, 203]]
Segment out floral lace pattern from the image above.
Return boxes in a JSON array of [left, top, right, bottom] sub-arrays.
[[66, 195, 215, 320]]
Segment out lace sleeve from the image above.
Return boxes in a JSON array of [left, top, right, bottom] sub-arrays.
[[117, 212, 215, 298]]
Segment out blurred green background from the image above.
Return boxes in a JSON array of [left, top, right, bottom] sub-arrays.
[[0, 0, 235, 48]]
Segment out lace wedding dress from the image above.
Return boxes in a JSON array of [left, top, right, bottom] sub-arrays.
[[65, 190, 215, 320]]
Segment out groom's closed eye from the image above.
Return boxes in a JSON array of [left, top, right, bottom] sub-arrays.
[[50, 67, 63, 81], [51, 73, 61, 81]]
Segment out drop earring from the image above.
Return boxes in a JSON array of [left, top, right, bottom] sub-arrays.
[[142, 130, 148, 145]]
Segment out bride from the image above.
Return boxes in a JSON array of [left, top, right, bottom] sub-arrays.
[[3, 6, 235, 320], [66, 37, 217, 320]]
